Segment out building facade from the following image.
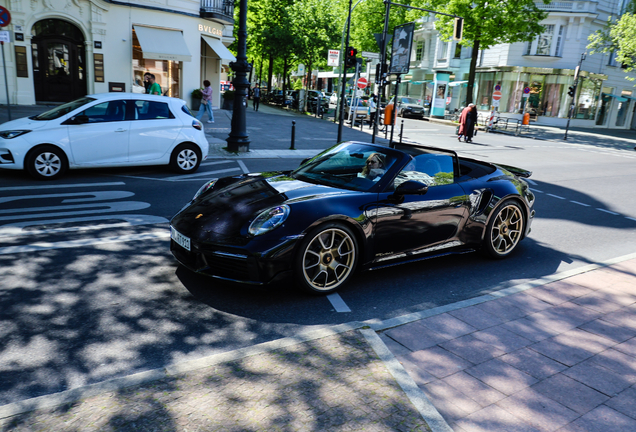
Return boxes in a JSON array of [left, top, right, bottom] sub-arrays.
[[1, 0, 235, 109], [402, 0, 636, 129]]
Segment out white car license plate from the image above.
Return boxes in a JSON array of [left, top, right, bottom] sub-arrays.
[[170, 227, 191, 251]]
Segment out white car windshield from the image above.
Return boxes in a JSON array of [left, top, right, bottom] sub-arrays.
[[31, 97, 96, 120]]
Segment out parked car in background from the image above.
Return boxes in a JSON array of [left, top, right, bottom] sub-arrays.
[[345, 97, 369, 122], [307, 90, 329, 113], [0, 93, 208, 180], [392, 96, 426, 119]]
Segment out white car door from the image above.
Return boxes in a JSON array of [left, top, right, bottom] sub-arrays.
[[67, 100, 130, 165], [127, 100, 182, 162]]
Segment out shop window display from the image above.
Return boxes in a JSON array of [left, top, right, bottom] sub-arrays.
[[132, 29, 181, 98]]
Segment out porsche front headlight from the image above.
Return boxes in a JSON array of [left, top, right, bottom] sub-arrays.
[[248, 205, 290, 236]]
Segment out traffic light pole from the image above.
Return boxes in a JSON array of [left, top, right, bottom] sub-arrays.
[[564, 52, 586, 141], [372, 0, 392, 145], [337, 0, 354, 143]]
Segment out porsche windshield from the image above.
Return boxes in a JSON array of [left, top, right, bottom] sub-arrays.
[[291, 143, 400, 192]]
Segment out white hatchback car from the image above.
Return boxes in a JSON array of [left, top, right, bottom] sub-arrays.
[[0, 93, 209, 180]]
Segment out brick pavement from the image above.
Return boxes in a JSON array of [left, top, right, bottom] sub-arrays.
[[381, 257, 636, 432]]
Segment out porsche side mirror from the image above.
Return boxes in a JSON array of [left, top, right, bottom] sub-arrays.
[[74, 115, 90, 124], [395, 180, 429, 196]]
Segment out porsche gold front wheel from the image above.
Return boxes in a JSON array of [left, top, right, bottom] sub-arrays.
[[295, 223, 358, 294], [484, 200, 524, 259]]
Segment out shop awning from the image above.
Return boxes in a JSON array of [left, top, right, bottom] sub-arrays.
[[133, 25, 192, 62], [202, 35, 236, 65], [448, 80, 468, 86], [604, 93, 629, 102]]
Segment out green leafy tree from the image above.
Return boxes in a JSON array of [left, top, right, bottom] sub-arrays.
[[288, 0, 341, 111], [588, 12, 636, 80], [408, 0, 549, 104]]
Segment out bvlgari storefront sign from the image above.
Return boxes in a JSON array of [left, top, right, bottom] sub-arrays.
[[199, 24, 222, 37]]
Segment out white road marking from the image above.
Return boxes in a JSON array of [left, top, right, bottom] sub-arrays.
[[626, 217, 636, 222], [0, 215, 168, 237], [597, 208, 619, 215], [237, 160, 249, 174], [0, 201, 150, 221], [525, 178, 537, 185], [162, 167, 241, 181], [0, 182, 125, 192], [547, 194, 566, 199], [0, 231, 170, 255], [0, 191, 134, 205], [327, 293, 351, 312], [530, 188, 543, 193], [570, 201, 590, 207]]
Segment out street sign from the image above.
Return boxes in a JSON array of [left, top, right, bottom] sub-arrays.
[[0, 31, 9, 43], [492, 90, 502, 101], [0, 7, 10, 27], [523, 86, 530, 98], [327, 49, 339, 67], [357, 77, 368, 89], [361, 51, 380, 60], [494, 84, 501, 91]]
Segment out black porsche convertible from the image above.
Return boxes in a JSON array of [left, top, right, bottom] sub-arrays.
[[170, 141, 535, 294]]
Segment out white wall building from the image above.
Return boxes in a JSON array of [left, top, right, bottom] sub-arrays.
[[0, 0, 236, 109], [403, 0, 636, 129]]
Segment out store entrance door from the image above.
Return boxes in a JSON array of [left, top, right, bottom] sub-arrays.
[[32, 19, 86, 103]]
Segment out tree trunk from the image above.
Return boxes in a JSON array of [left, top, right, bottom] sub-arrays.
[[303, 61, 313, 113], [282, 56, 288, 106], [267, 52, 274, 95], [466, 39, 480, 105]]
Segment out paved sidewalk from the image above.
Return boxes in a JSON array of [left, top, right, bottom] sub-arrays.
[[2, 254, 635, 431], [380, 256, 636, 432]]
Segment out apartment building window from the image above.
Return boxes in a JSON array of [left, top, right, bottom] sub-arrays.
[[525, 24, 564, 56], [438, 41, 448, 60], [454, 43, 462, 59], [415, 41, 425, 61]]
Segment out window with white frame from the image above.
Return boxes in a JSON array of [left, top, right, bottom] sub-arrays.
[[438, 40, 448, 59], [525, 24, 565, 56], [415, 41, 424, 61]]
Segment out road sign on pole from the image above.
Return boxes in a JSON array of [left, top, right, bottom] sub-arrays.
[[357, 77, 368, 89], [492, 90, 502, 101], [361, 51, 380, 59], [327, 49, 339, 67], [0, 7, 11, 27]]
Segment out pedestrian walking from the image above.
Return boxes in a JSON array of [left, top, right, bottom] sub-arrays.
[[368, 94, 377, 128], [196, 80, 214, 123], [253, 84, 261, 111], [147, 74, 162, 95], [458, 103, 477, 142], [143, 72, 152, 94]]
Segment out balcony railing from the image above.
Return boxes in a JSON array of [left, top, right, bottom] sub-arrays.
[[200, 0, 235, 24]]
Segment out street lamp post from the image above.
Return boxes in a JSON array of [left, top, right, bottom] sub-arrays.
[[226, 0, 252, 152], [337, 0, 354, 143]]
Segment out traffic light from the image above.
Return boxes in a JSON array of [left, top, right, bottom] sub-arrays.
[[375, 62, 387, 82], [453, 17, 464, 41], [567, 85, 576, 97], [345, 46, 358, 68]]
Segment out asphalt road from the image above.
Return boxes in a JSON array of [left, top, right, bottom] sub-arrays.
[[1, 118, 635, 406]]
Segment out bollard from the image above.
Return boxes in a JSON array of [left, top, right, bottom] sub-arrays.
[[399, 120, 404, 144], [290, 121, 296, 150]]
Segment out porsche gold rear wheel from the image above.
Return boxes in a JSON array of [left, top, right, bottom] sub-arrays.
[[296, 223, 358, 294], [484, 200, 524, 258]]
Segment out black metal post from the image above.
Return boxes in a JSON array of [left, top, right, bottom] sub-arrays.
[[564, 52, 586, 141], [290, 121, 296, 149], [389, 74, 401, 148], [373, 0, 392, 144], [399, 119, 404, 144], [226, 0, 251, 152], [337, 0, 354, 143]]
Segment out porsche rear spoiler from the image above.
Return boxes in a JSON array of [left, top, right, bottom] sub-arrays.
[[496, 164, 532, 178]]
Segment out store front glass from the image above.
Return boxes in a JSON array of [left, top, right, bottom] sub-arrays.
[[574, 77, 602, 120], [595, 87, 613, 126], [132, 28, 185, 98]]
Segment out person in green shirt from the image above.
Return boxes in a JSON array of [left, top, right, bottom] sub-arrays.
[[147, 74, 162, 95]]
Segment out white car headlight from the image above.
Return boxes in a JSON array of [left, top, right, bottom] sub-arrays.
[[193, 179, 217, 199], [248, 205, 290, 236], [0, 130, 31, 139]]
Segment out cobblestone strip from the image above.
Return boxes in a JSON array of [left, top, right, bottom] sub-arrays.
[[1, 331, 431, 432]]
